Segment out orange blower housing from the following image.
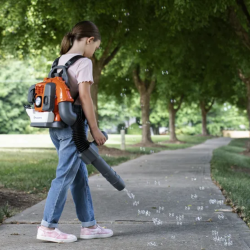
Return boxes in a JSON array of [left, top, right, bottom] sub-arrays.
[[26, 55, 85, 128], [27, 76, 77, 128], [35, 76, 74, 121]]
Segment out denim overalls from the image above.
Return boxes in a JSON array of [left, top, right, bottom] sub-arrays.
[[41, 105, 96, 228]]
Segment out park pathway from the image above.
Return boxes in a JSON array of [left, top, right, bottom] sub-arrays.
[[2, 137, 250, 249]]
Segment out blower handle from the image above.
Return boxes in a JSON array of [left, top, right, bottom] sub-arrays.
[[92, 131, 108, 146], [48, 66, 70, 88]]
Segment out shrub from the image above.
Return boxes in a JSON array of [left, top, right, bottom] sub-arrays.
[[176, 126, 196, 135], [127, 122, 142, 135]]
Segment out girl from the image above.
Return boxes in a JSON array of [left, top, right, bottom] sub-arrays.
[[36, 21, 113, 243]]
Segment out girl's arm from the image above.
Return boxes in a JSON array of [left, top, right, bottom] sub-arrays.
[[78, 81, 106, 146], [78, 81, 98, 132]]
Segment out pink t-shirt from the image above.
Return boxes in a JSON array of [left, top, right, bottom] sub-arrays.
[[56, 53, 94, 105]]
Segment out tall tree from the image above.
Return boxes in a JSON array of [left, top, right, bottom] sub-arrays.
[[158, 0, 250, 129]]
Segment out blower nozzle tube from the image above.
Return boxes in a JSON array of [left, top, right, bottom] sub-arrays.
[[70, 113, 125, 191], [78, 144, 126, 191]]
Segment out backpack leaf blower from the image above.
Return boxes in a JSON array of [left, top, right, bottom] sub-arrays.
[[25, 55, 125, 191]]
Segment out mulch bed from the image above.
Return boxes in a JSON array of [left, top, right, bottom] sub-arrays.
[[0, 187, 45, 213]]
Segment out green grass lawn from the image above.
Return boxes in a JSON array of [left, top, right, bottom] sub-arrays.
[[107, 134, 215, 152], [0, 134, 214, 195], [210, 138, 250, 226]]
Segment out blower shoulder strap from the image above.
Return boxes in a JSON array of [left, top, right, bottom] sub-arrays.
[[50, 55, 85, 104], [51, 55, 85, 70], [50, 56, 60, 70], [64, 55, 85, 69]]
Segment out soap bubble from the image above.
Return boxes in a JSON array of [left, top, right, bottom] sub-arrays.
[[176, 214, 184, 221], [218, 214, 224, 220], [154, 180, 160, 186], [133, 201, 139, 206], [191, 177, 197, 181], [212, 230, 219, 236], [162, 70, 168, 75], [195, 216, 202, 221], [197, 206, 203, 211], [147, 242, 157, 246], [212, 231, 233, 246], [156, 206, 163, 214], [217, 200, 224, 205], [185, 206, 190, 210], [191, 194, 198, 199], [152, 218, 163, 225], [138, 209, 150, 216], [199, 186, 205, 190], [124, 189, 135, 199], [175, 214, 184, 226], [209, 199, 217, 204]]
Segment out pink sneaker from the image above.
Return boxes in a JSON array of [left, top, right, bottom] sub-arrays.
[[80, 224, 113, 239], [36, 226, 77, 243]]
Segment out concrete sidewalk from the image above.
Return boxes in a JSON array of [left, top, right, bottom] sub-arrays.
[[2, 137, 250, 249]]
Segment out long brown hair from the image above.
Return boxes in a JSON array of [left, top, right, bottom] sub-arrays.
[[60, 21, 101, 55]]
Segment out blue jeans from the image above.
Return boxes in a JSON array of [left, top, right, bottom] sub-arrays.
[[41, 105, 96, 228]]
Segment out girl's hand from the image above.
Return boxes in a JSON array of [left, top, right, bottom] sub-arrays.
[[90, 128, 107, 146]]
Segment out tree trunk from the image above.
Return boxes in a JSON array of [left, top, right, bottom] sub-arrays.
[[167, 95, 184, 142], [89, 23, 123, 127], [168, 101, 178, 141], [246, 81, 250, 130], [140, 92, 153, 144], [238, 70, 250, 130], [199, 100, 208, 136], [228, 6, 250, 51], [133, 64, 156, 144]]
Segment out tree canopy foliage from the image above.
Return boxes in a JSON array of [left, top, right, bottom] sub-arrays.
[[0, 0, 249, 135]]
